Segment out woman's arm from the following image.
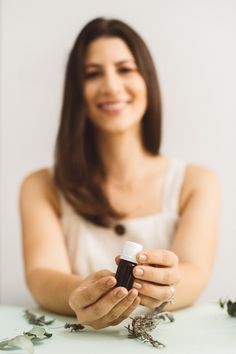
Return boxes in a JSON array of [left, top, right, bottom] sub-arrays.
[[20, 170, 140, 326], [132, 165, 221, 310], [20, 169, 83, 314], [168, 165, 221, 309]]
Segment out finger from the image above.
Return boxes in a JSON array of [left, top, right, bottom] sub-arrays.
[[133, 265, 180, 285], [95, 289, 139, 327], [82, 286, 128, 322], [133, 280, 175, 302], [137, 249, 178, 267], [72, 275, 117, 309], [90, 269, 115, 282], [110, 295, 141, 326], [115, 255, 120, 265], [139, 294, 163, 309]]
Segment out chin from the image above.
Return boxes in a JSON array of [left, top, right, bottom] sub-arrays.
[[99, 121, 141, 135], [91, 115, 142, 134]]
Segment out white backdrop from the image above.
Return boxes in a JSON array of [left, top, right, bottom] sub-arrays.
[[1, 0, 236, 306]]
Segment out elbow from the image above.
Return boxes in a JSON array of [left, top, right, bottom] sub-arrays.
[[26, 269, 38, 293], [189, 269, 211, 304], [25, 268, 47, 308], [175, 263, 212, 309]]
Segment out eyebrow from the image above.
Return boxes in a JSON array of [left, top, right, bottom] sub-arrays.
[[85, 59, 136, 68]]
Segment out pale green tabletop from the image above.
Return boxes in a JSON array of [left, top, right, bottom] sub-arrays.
[[0, 303, 235, 353]]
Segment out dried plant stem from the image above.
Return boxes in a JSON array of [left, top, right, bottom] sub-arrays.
[[125, 300, 175, 348]]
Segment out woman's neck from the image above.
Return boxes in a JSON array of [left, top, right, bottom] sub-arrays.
[[96, 128, 154, 186]]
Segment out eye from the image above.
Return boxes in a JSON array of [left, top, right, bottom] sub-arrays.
[[84, 71, 102, 79], [118, 67, 136, 74]]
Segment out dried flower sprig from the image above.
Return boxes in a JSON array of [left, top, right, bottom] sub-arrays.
[[24, 309, 85, 332], [24, 310, 55, 326], [23, 302, 174, 349], [64, 323, 85, 331], [125, 300, 174, 348], [219, 298, 236, 317]]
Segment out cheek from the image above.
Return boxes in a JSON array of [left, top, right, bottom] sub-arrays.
[[83, 83, 97, 107], [132, 77, 147, 104]]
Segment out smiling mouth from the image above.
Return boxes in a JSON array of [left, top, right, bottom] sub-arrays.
[[97, 101, 130, 114]]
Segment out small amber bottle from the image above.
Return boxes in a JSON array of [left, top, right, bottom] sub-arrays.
[[115, 241, 143, 290]]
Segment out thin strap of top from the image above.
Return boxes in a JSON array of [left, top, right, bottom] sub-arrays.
[[162, 158, 187, 215]]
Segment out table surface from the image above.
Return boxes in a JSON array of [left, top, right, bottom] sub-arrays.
[[0, 303, 236, 354]]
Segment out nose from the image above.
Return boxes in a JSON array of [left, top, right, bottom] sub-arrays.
[[101, 69, 123, 95]]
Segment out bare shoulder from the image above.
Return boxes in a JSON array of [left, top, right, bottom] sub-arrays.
[[20, 168, 60, 215], [21, 168, 54, 194], [180, 163, 221, 212], [185, 164, 220, 188]]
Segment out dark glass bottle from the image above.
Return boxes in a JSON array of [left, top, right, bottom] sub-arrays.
[[115, 241, 143, 290]]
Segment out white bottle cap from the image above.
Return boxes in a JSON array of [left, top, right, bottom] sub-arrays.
[[120, 241, 143, 264]]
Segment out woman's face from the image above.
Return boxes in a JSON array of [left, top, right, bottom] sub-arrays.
[[83, 37, 147, 134]]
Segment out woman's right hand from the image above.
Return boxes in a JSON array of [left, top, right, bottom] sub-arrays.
[[69, 269, 140, 329]]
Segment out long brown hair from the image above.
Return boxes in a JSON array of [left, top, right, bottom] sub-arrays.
[[54, 17, 162, 227]]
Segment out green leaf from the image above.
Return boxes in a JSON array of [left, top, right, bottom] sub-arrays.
[[0, 314, 53, 353], [11, 335, 33, 354], [25, 326, 47, 339], [0, 339, 10, 348], [24, 326, 52, 340], [0, 335, 34, 354]]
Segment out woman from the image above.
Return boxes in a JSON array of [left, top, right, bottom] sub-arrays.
[[20, 17, 220, 329]]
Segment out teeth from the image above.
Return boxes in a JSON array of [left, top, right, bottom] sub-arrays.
[[100, 102, 127, 110]]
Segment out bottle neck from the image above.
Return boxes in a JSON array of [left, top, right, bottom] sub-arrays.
[[120, 255, 137, 264]]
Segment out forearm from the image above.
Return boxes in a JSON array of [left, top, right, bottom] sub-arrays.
[[165, 263, 209, 311], [26, 268, 83, 315]]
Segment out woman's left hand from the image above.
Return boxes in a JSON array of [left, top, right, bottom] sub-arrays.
[[132, 249, 180, 308]]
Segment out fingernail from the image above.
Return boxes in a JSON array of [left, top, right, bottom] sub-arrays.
[[106, 278, 116, 287], [116, 289, 127, 299], [129, 289, 138, 298], [135, 268, 144, 276], [170, 286, 175, 296], [139, 254, 147, 262], [133, 282, 142, 289]]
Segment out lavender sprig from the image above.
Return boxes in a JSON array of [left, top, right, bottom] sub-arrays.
[[125, 300, 174, 348]]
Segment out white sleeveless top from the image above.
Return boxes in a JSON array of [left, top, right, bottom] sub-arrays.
[[59, 158, 186, 276]]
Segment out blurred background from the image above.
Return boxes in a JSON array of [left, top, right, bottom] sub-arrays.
[[1, 0, 236, 306]]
